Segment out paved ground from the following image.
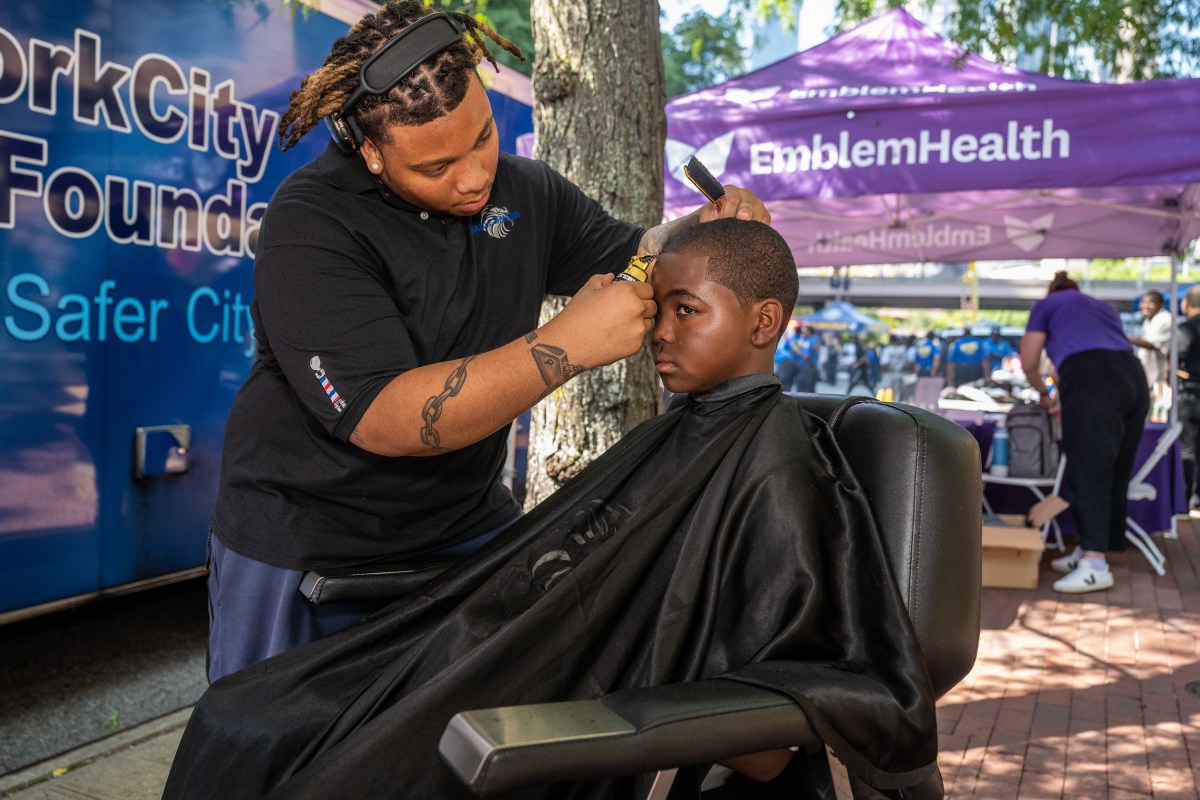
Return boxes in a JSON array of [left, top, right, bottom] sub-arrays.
[[938, 516, 1200, 799], [6, 517, 1200, 798], [0, 580, 207, 775], [0, 710, 190, 800]]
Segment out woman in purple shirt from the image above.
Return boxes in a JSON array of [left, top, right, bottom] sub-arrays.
[[1020, 271, 1149, 593]]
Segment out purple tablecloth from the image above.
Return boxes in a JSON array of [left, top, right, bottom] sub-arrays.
[[963, 419, 1185, 537]]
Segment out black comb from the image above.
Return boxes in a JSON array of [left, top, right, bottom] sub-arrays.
[[683, 156, 725, 208]]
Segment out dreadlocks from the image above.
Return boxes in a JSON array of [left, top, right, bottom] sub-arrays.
[[277, 1, 522, 151]]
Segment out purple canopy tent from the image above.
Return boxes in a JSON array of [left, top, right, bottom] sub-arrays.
[[664, 8, 1200, 269]]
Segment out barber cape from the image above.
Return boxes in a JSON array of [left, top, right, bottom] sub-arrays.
[[163, 376, 937, 799]]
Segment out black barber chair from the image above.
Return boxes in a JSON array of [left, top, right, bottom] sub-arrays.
[[300, 396, 983, 799]]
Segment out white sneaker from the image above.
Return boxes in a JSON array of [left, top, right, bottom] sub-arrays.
[[1053, 561, 1114, 594], [1050, 546, 1083, 574]]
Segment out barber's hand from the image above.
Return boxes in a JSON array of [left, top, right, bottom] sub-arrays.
[[543, 273, 656, 369], [698, 185, 771, 224]]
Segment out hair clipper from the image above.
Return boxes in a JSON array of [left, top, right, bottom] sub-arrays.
[[614, 253, 655, 283]]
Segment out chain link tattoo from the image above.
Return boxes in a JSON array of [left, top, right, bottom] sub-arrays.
[[531, 341, 584, 397], [420, 356, 476, 452]]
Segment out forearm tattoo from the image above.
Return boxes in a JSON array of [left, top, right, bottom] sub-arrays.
[[532, 342, 584, 395], [420, 356, 476, 452], [639, 209, 701, 254]]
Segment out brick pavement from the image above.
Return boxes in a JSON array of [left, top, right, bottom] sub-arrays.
[[937, 517, 1200, 799], [7, 519, 1199, 799]]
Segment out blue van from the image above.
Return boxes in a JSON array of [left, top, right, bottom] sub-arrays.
[[0, 0, 532, 621]]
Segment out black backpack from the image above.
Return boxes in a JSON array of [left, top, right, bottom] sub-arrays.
[[1005, 403, 1059, 479]]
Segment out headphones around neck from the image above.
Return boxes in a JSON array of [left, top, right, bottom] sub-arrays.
[[325, 12, 467, 153]]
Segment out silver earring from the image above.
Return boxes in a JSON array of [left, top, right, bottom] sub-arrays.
[[371, 162, 380, 171]]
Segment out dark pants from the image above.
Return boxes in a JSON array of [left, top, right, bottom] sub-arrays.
[[206, 535, 385, 683], [949, 362, 984, 385], [823, 353, 838, 384], [775, 360, 798, 392], [1180, 391, 1200, 504], [846, 365, 875, 395], [776, 360, 818, 393], [1058, 349, 1150, 553], [207, 518, 515, 682], [794, 360, 819, 393]]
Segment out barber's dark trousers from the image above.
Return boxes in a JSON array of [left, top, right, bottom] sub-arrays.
[[1058, 349, 1150, 553]]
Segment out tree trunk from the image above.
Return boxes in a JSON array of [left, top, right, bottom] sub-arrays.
[[524, 0, 665, 508]]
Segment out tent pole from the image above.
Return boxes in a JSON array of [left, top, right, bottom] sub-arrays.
[[1170, 253, 1179, 426]]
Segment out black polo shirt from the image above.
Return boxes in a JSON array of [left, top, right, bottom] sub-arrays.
[[212, 144, 643, 570]]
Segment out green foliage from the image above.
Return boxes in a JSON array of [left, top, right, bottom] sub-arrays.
[[865, 307, 1031, 334], [1082, 258, 1176, 282], [729, 0, 803, 31], [662, 9, 747, 97], [354, 0, 531, 76], [832, 0, 1200, 79], [473, 0, 533, 77], [332, 0, 1200, 82]]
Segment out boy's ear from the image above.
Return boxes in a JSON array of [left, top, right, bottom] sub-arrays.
[[750, 298, 785, 347]]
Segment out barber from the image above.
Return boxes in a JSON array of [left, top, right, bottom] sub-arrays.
[[205, 0, 770, 682]]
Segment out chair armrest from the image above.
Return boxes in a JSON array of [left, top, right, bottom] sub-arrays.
[[297, 556, 462, 605], [437, 678, 815, 796]]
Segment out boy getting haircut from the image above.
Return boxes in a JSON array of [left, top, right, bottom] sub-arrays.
[[660, 217, 799, 318], [165, 222, 937, 800], [652, 219, 798, 396]]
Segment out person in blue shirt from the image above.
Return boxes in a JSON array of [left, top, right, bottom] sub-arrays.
[[773, 320, 802, 391], [821, 333, 841, 385], [908, 333, 941, 378], [792, 325, 821, 392], [774, 323, 821, 393], [982, 327, 1014, 375], [945, 333, 986, 385]]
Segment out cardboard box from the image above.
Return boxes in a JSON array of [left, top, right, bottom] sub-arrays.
[[981, 520, 1045, 589]]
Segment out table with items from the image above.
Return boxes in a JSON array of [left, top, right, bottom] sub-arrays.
[[961, 418, 1185, 540]]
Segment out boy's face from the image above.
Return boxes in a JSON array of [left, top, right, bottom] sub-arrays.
[[651, 251, 768, 395]]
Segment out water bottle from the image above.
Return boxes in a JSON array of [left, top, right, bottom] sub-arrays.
[[990, 422, 1009, 477]]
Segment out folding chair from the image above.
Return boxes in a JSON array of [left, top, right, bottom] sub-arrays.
[[978, 422, 1179, 575], [981, 453, 1068, 552], [1122, 421, 1181, 576]]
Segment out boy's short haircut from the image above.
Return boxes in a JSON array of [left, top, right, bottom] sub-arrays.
[[660, 219, 799, 314]]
